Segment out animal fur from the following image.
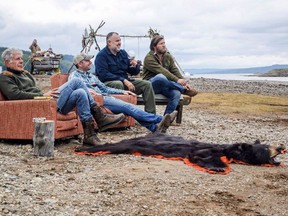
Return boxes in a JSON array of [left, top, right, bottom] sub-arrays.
[[75, 133, 286, 174]]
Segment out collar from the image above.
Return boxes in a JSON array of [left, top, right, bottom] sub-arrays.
[[7, 67, 24, 75], [76, 69, 86, 74], [76, 69, 92, 77], [105, 46, 118, 56]]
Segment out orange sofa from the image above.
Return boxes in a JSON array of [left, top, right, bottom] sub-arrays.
[[50, 73, 136, 130], [0, 74, 136, 140]]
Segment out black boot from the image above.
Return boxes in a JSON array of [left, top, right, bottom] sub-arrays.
[[91, 105, 125, 132], [82, 119, 101, 146]]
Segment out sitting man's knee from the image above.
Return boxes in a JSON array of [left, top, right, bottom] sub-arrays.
[[75, 88, 86, 95], [67, 77, 86, 88], [155, 74, 167, 80], [105, 80, 124, 89], [174, 90, 181, 98], [141, 80, 153, 87]]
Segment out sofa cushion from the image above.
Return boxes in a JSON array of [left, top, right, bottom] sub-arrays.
[[56, 111, 77, 121], [57, 119, 79, 131]]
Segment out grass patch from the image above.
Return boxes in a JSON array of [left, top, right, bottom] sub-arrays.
[[189, 92, 288, 116]]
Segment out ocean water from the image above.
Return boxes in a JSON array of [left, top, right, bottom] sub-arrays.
[[191, 73, 288, 82]]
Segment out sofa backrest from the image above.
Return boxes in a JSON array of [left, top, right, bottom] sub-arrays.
[[50, 73, 69, 89]]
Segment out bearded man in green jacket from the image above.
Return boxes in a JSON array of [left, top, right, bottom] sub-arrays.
[[142, 35, 198, 115]]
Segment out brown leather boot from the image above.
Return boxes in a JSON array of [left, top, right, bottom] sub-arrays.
[[82, 119, 101, 146], [183, 88, 198, 97], [90, 105, 125, 132]]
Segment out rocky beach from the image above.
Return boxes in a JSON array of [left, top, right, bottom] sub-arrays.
[[1, 77, 288, 216]]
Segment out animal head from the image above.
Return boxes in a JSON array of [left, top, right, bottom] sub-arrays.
[[224, 140, 286, 166]]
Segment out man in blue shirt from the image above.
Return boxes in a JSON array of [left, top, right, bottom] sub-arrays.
[[94, 32, 156, 114], [70, 53, 177, 133]]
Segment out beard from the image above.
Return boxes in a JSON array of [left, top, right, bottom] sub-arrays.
[[157, 47, 167, 54]]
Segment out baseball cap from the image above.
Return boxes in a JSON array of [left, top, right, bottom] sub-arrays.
[[73, 53, 94, 65]]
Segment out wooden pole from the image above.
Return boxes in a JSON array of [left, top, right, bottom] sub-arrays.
[[33, 118, 55, 157]]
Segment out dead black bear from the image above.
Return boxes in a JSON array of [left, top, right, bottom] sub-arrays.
[[75, 133, 286, 174]]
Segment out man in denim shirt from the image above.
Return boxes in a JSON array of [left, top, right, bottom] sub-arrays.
[[70, 53, 177, 133], [94, 32, 156, 114]]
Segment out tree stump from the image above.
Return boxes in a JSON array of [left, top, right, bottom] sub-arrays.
[[33, 118, 55, 157]]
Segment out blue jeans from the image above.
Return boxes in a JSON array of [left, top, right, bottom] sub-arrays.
[[149, 74, 185, 115], [57, 78, 96, 122], [103, 96, 163, 132]]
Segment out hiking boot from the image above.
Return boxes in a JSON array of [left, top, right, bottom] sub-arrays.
[[183, 88, 198, 97], [182, 95, 192, 105], [91, 104, 125, 132], [81, 119, 101, 146], [156, 111, 178, 133], [169, 110, 178, 124]]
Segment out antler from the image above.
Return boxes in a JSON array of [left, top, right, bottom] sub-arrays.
[[80, 21, 106, 53], [81, 28, 90, 51], [90, 20, 105, 51], [148, 27, 160, 39]]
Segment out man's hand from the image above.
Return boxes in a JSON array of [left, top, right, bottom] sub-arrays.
[[129, 59, 142, 67], [123, 79, 135, 91], [123, 90, 136, 96], [44, 88, 60, 98], [185, 84, 192, 90], [129, 59, 138, 67], [89, 89, 101, 96], [177, 79, 187, 86]]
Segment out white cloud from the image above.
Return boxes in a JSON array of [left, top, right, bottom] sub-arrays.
[[0, 0, 288, 69]]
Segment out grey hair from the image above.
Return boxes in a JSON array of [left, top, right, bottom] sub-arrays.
[[106, 32, 119, 44], [1, 48, 23, 62]]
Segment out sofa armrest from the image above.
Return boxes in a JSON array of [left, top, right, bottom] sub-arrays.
[[90, 91, 104, 106], [50, 74, 69, 89], [0, 99, 82, 140], [0, 99, 58, 139]]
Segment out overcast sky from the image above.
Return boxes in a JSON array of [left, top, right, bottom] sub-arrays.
[[1, 0, 288, 69]]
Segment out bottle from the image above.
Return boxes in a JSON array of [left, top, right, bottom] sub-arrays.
[[184, 72, 191, 84]]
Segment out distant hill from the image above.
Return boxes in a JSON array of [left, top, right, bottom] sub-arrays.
[[185, 64, 288, 75], [257, 69, 288, 77]]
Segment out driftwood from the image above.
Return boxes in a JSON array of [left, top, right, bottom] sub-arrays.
[[33, 118, 55, 157]]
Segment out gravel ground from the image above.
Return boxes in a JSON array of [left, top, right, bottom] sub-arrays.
[[1, 78, 288, 216]]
